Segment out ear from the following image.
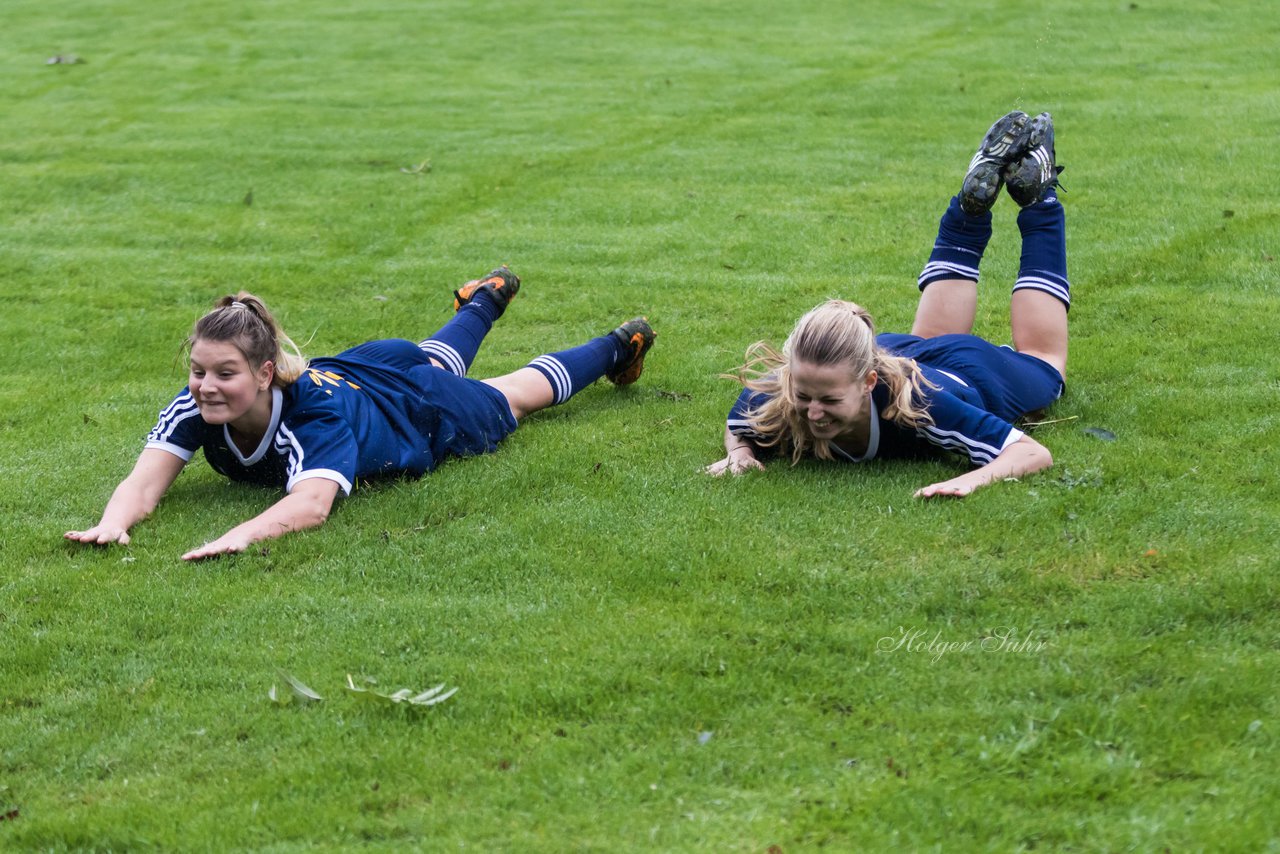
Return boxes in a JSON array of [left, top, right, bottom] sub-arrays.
[[864, 369, 878, 394], [256, 360, 276, 390]]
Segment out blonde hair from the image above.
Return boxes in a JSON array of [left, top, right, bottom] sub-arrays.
[[189, 292, 308, 386], [733, 300, 935, 463]]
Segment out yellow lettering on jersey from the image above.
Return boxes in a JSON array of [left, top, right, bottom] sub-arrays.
[[306, 368, 361, 391]]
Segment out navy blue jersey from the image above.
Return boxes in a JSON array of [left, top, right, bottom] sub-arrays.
[[146, 339, 517, 494], [726, 333, 1063, 467]]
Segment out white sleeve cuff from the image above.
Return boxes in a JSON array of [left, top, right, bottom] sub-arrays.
[[1000, 428, 1026, 451], [144, 441, 196, 462], [288, 469, 353, 496]]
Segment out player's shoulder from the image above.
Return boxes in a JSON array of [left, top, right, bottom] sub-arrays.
[[149, 386, 209, 439]]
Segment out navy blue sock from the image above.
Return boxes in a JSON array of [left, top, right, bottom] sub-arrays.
[[526, 335, 624, 405], [1013, 193, 1070, 309], [417, 295, 499, 376], [918, 195, 993, 291]]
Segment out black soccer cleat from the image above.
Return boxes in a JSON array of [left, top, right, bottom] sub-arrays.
[[1003, 112, 1063, 207], [605, 317, 656, 386], [453, 265, 521, 317], [960, 110, 1031, 216]]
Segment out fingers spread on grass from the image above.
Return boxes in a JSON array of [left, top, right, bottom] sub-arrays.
[[914, 483, 972, 499], [705, 456, 764, 476], [183, 534, 249, 561], [64, 527, 130, 546]]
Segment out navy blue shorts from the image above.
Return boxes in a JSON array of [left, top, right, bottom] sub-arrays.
[[338, 338, 518, 461], [877, 333, 1064, 422]]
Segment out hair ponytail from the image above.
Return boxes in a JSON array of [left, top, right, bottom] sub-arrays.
[[871, 349, 934, 429], [189, 292, 308, 386]]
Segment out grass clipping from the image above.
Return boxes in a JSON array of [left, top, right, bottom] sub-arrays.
[[269, 670, 324, 705], [268, 670, 457, 708], [345, 674, 458, 707]]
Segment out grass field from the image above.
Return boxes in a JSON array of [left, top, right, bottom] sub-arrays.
[[3, 0, 1278, 849]]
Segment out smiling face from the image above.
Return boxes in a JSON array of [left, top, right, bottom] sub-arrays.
[[790, 358, 877, 440], [188, 339, 273, 427]]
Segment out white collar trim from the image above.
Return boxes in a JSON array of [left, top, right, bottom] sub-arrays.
[[832, 397, 880, 463], [222, 387, 282, 465]]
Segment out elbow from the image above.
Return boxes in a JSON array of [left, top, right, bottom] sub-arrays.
[[1004, 435, 1052, 477], [1029, 440, 1053, 474], [292, 495, 333, 532], [309, 498, 333, 527], [287, 480, 339, 530], [286, 503, 330, 536]]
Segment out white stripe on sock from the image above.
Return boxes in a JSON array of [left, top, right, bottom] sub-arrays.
[[1013, 277, 1071, 305], [529, 355, 573, 404], [919, 261, 980, 285], [418, 341, 467, 376]]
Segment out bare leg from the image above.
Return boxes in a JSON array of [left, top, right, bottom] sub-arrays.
[[486, 321, 652, 421], [911, 279, 977, 338], [1010, 290, 1068, 380], [482, 368, 555, 421]]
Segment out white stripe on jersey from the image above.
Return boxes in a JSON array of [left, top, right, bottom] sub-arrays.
[[528, 356, 572, 404], [148, 392, 202, 444], [277, 421, 307, 485], [154, 391, 195, 423], [276, 417, 352, 495], [917, 424, 1004, 466], [726, 417, 765, 440]]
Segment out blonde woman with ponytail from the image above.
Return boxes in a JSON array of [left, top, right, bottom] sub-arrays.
[[708, 110, 1071, 498], [67, 267, 656, 559]]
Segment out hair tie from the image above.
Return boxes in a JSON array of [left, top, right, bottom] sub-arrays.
[[230, 300, 248, 310]]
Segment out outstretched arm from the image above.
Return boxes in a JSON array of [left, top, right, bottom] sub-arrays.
[[182, 477, 341, 561], [914, 434, 1052, 498], [705, 426, 766, 476], [65, 448, 187, 546]]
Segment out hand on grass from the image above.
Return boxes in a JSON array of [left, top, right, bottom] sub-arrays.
[[183, 532, 252, 562], [64, 525, 131, 546], [914, 436, 1052, 499], [914, 475, 979, 499], [705, 452, 765, 476]]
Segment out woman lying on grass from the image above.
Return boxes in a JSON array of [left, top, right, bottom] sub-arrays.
[[66, 267, 655, 560], [708, 110, 1069, 498]]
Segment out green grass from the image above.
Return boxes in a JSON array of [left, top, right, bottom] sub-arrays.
[[3, 0, 1279, 849]]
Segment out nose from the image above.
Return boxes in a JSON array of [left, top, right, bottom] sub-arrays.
[[806, 402, 823, 421]]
